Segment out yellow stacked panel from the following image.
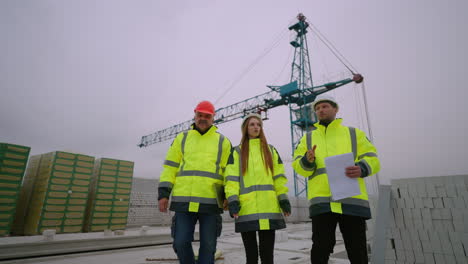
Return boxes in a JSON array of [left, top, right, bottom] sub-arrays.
[[84, 158, 134, 232], [0, 143, 31, 236], [23, 151, 94, 235]]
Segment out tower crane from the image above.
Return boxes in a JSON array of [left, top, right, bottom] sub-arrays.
[[138, 13, 364, 196]]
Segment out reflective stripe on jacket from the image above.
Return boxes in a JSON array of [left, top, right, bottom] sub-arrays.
[[159, 125, 232, 214], [292, 119, 380, 219], [225, 139, 289, 232]]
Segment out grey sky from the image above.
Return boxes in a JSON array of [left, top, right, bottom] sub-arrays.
[[1, 0, 467, 191]]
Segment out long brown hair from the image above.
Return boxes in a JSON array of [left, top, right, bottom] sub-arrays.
[[240, 116, 274, 175]]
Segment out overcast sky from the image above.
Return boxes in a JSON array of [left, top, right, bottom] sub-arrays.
[[1, 1, 468, 194]]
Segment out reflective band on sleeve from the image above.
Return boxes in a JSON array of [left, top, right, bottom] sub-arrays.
[[158, 182, 173, 189], [273, 174, 286, 180], [163, 160, 180, 168], [308, 167, 326, 180], [358, 152, 378, 160], [277, 193, 288, 201], [226, 175, 240, 182], [227, 195, 239, 203], [360, 159, 372, 176], [300, 158, 315, 172]]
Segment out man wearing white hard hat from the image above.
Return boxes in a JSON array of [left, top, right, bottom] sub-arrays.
[[292, 94, 381, 264]]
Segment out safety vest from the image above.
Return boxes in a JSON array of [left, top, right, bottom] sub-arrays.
[[159, 125, 232, 214], [225, 139, 289, 232], [292, 119, 380, 219]]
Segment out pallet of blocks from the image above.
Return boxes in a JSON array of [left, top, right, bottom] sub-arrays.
[[0, 143, 31, 236], [84, 158, 134, 232], [20, 151, 94, 235]]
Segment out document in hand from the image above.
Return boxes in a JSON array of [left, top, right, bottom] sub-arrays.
[[325, 152, 361, 201]]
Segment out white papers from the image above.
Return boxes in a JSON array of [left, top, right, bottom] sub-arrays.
[[324, 152, 361, 201]]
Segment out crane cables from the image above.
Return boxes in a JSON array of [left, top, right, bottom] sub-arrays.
[[214, 21, 293, 105], [308, 22, 359, 75]]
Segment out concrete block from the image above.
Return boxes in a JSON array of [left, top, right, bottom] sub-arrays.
[[424, 253, 435, 264], [422, 239, 433, 252], [405, 198, 415, 208], [429, 231, 443, 254], [391, 186, 401, 199], [408, 183, 419, 197], [385, 249, 396, 260], [417, 183, 428, 198], [413, 238, 423, 253], [414, 219, 424, 229], [446, 183, 457, 197], [399, 187, 409, 198], [275, 231, 288, 242], [426, 183, 437, 197], [456, 185, 467, 198], [405, 250, 415, 263], [441, 208, 452, 220], [438, 230, 454, 255], [390, 198, 398, 208], [392, 228, 401, 240], [414, 197, 424, 209], [395, 198, 405, 208], [414, 252, 425, 264], [431, 209, 442, 220], [401, 229, 413, 251], [412, 208, 422, 220], [462, 195, 468, 207], [451, 208, 464, 220], [433, 198, 444, 208], [394, 239, 404, 250], [455, 254, 468, 264], [453, 220, 465, 232], [418, 229, 429, 241], [423, 198, 434, 208], [443, 197, 455, 208], [42, 229, 56, 241], [393, 208, 405, 228], [445, 254, 457, 264], [453, 197, 466, 209], [395, 249, 405, 261], [433, 253, 445, 264]]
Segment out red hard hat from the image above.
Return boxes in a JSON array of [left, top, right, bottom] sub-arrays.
[[194, 101, 215, 115]]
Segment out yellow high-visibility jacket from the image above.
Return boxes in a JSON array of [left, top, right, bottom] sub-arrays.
[[158, 125, 232, 214], [292, 119, 380, 219], [225, 139, 289, 232]]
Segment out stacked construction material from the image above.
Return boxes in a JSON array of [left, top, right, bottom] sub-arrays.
[[0, 143, 31, 236], [20, 151, 94, 235], [84, 158, 134, 232]]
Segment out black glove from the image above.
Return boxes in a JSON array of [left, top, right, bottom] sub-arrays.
[[228, 201, 241, 218], [279, 199, 291, 214]]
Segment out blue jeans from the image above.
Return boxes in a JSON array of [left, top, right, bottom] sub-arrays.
[[172, 212, 221, 264]]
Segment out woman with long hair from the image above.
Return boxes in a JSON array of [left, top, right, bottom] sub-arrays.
[[225, 113, 291, 264]]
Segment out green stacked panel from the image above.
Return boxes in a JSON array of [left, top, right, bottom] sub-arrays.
[[84, 158, 134, 232], [0, 143, 31, 236], [23, 151, 94, 235], [12, 154, 41, 235]]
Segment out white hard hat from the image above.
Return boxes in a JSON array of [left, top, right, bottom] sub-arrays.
[[241, 113, 262, 129], [312, 94, 339, 111]]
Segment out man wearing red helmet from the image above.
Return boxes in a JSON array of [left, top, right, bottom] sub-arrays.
[[158, 100, 232, 264]]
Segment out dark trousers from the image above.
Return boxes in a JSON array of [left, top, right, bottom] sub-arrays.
[[311, 212, 368, 264], [241, 230, 275, 264]]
